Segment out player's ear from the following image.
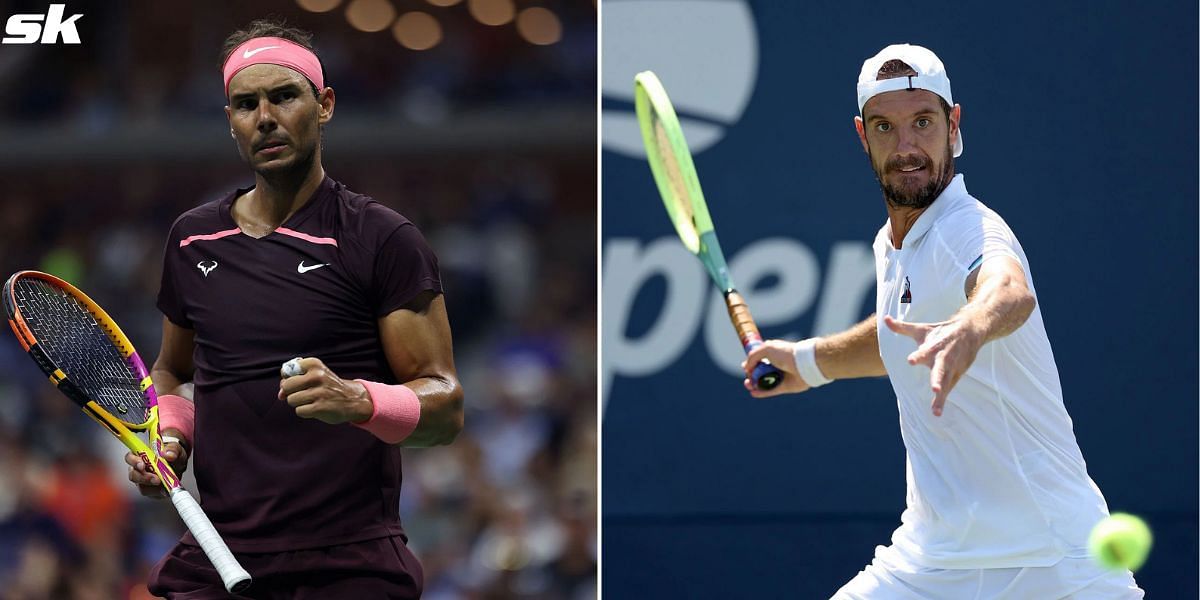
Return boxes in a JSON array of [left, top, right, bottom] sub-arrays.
[[225, 105, 237, 140], [948, 103, 961, 147], [317, 87, 335, 125], [854, 116, 868, 153]]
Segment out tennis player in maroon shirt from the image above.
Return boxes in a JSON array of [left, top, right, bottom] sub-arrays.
[[123, 20, 463, 598]]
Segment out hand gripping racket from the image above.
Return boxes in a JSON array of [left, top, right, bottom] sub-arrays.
[[634, 71, 784, 390], [3, 271, 252, 593]]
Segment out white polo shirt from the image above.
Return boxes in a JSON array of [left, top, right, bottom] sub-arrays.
[[873, 174, 1110, 569]]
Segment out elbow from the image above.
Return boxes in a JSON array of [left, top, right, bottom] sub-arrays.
[[433, 385, 465, 446], [1021, 290, 1037, 320]]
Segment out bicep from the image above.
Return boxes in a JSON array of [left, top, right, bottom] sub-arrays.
[[965, 255, 1029, 300], [377, 291, 457, 382]]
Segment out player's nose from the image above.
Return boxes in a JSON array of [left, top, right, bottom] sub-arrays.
[[255, 103, 278, 132], [894, 129, 921, 153]]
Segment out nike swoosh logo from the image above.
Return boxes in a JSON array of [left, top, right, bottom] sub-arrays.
[[297, 261, 329, 274], [243, 46, 280, 59]]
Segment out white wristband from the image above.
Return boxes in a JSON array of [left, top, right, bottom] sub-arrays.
[[793, 338, 834, 387]]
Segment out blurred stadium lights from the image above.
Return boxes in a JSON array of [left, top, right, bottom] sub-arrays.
[[516, 7, 562, 46], [296, 0, 343, 13], [393, 11, 443, 50], [0, 0, 592, 166], [308, 0, 561, 49], [345, 0, 397, 31], [468, 0, 515, 26]]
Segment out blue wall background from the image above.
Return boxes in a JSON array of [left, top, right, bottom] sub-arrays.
[[601, 0, 1198, 596]]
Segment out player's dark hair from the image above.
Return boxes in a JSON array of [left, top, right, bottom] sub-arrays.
[[875, 59, 952, 121], [220, 18, 325, 99]]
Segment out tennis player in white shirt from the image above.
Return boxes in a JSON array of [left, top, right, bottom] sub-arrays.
[[742, 44, 1144, 599]]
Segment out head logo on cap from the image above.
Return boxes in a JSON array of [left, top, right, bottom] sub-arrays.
[[856, 44, 962, 157]]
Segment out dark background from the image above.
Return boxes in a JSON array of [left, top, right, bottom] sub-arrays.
[[0, 1, 596, 598], [602, 0, 1197, 597]]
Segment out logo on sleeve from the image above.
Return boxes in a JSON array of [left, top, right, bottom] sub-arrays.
[[297, 261, 328, 274], [900, 276, 912, 304], [197, 261, 218, 277]]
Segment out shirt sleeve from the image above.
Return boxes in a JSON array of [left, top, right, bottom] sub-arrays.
[[157, 223, 193, 329], [931, 205, 1024, 295], [371, 222, 443, 317]]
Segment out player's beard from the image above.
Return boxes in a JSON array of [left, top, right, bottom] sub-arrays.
[[871, 141, 955, 210]]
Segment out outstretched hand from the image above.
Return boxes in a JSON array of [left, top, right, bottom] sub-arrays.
[[883, 315, 982, 417], [741, 340, 811, 398]]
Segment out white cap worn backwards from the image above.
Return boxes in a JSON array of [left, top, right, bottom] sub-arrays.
[[857, 43, 963, 158]]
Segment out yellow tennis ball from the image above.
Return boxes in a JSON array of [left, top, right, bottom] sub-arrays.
[[1088, 513, 1153, 572]]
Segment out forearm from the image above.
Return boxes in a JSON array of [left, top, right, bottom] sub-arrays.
[[396, 375, 463, 448], [371, 294, 463, 447], [815, 314, 887, 379], [959, 270, 1036, 343], [150, 365, 194, 449], [150, 367, 194, 401], [152, 317, 196, 401]]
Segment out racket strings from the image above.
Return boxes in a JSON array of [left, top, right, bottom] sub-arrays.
[[14, 279, 148, 423], [651, 116, 701, 254], [653, 118, 693, 212]]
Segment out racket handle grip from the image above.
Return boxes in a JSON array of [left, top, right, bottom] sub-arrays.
[[169, 488, 252, 593], [726, 292, 786, 391], [745, 341, 785, 391]]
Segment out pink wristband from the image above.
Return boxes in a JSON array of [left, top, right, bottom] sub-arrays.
[[353, 380, 421, 443], [157, 394, 195, 447]]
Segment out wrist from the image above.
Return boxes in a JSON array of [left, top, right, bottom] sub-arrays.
[[157, 394, 195, 448], [351, 381, 374, 424], [160, 427, 191, 454], [959, 315, 989, 346], [352, 380, 422, 443], [794, 338, 834, 387]]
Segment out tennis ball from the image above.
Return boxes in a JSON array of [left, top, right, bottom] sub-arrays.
[[1088, 513, 1152, 572]]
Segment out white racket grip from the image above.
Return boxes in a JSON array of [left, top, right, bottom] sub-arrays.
[[169, 488, 252, 593]]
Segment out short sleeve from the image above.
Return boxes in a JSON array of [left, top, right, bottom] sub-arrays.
[[157, 224, 193, 329], [372, 223, 443, 317], [932, 205, 1023, 290]]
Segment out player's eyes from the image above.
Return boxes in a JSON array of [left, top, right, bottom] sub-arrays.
[[916, 118, 931, 128], [875, 122, 891, 132], [237, 100, 256, 110]]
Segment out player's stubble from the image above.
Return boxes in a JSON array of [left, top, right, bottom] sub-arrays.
[[867, 135, 955, 210]]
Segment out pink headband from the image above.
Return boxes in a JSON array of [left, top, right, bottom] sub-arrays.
[[222, 37, 324, 97]]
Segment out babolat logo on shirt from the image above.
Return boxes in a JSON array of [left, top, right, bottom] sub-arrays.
[[900, 276, 912, 303], [2, 5, 83, 45]]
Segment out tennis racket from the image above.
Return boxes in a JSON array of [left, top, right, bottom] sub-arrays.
[[634, 70, 784, 391], [3, 270, 252, 594]]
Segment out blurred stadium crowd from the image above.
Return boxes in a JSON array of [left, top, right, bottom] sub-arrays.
[[0, 1, 595, 599]]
